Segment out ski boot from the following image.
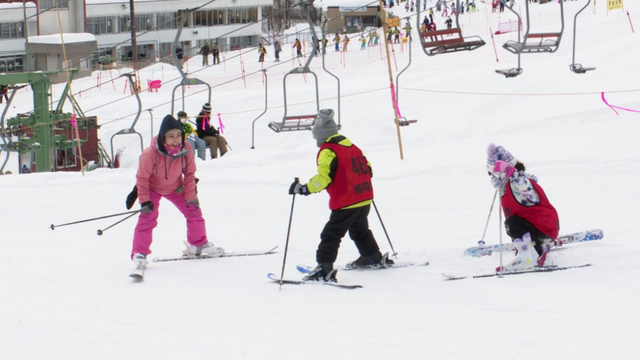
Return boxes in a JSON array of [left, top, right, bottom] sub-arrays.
[[346, 251, 395, 269], [498, 233, 539, 272], [184, 241, 225, 257], [303, 262, 338, 283]]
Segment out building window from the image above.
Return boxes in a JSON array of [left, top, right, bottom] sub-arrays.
[[87, 17, 113, 35], [228, 8, 240, 24], [135, 14, 154, 31], [157, 13, 178, 30], [0, 22, 24, 39], [80, 58, 90, 70], [40, 0, 69, 10], [119, 16, 131, 33]]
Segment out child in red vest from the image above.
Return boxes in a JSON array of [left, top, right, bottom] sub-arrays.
[[487, 144, 560, 270], [289, 109, 393, 282]]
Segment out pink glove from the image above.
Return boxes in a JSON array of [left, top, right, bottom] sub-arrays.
[[493, 160, 515, 177]]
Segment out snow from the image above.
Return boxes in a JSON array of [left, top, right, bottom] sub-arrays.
[[28, 33, 97, 44], [1, 1, 639, 359]]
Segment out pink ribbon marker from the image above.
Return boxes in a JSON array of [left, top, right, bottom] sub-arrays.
[[601, 92, 640, 116], [217, 113, 225, 134], [390, 83, 402, 118]]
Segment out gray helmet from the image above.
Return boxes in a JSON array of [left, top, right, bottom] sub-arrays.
[[311, 109, 338, 147]]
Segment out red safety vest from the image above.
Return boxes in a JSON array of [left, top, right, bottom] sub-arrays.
[[319, 142, 374, 210], [501, 180, 559, 239]]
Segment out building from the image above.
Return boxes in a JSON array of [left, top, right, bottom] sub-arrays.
[[0, 0, 272, 72], [325, 5, 380, 35]]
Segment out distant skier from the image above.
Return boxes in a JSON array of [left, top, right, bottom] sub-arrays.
[[293, 38, 302, 57], [486, 143, 560, 271], [273, 39, 281, 61]]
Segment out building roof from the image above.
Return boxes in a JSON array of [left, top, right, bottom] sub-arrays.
[[28, 33, 97, 44]]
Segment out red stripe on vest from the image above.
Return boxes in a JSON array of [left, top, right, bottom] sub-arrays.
[[319, 142, 374, 210], [502, 180, 560, 239]]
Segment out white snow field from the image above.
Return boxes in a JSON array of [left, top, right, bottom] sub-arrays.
[[1, 1, 639, 359]]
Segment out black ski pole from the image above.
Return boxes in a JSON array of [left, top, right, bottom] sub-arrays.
[[372, 200, 398, 259], [51, 210, 141, 230], [97, 211, 140, 236], [279, 177, 299, 290]]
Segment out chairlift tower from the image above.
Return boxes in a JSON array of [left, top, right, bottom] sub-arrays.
[[0, 70, 94, 173]]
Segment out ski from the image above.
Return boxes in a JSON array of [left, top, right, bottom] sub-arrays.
[[442, 263, 592, 280], [464, 229, 604, 257], [267, 273, 363, 289], [296, 260, 430, 274], [152, 246, 278, 263], [129, 264, 146, 280]]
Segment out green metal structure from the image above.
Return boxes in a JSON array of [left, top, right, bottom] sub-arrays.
[[0, 70, 81, 173]]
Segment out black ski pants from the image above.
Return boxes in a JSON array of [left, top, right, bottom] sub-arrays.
[[504, 215, 550, 255], [316, 204, 380, 264]]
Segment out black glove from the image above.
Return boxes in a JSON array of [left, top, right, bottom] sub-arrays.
[[297, 184, 310, 196], [141, 201, 154, 213], [292, 183, 310, 196], [126, 185, 138, 210], [288, 179, 300, 195]]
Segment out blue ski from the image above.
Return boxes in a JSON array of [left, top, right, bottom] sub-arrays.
[[464, 229, 604, 258]]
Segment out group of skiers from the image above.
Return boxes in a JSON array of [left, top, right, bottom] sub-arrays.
[[128, 101, 560, 282]]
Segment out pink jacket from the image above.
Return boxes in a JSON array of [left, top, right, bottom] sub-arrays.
[[136, 136, 197, 203]]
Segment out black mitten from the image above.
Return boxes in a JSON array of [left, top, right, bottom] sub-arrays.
[[126, 185, 138, 210], [141, 201, 154, 213]]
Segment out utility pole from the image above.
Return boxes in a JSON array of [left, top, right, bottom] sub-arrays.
[[129, 0, 137, 70], [23, 0, 30, 71]]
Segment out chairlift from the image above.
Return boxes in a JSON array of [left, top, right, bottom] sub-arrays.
[[394, 22, 418, 127], [268, 1, 340, 133], [268, 66, 320, 132], [171, 9, 212, 115], [417, 0, 485, 56], [569, 0, 595, 74], [502, 0, 565, 55], [110, 73, 144, 162]]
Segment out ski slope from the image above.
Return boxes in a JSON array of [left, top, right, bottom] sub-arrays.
[[1, 1, 639, 359]]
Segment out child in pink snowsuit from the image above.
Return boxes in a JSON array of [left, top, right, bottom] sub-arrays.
[[130, 114, 222, 261]]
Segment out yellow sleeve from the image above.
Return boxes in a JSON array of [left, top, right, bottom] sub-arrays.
[[306, 148, 336, 193]]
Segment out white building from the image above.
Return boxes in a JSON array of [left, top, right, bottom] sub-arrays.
[[0, 0, 272, 71]]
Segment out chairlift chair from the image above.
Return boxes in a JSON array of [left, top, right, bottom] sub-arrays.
[[417, 0, 486, 56], [268, 66, 320, 133], [569, 0, 595, 74], [502, 0, 565, 54], [110, 73, 144, 163], [170, 8, 212, 115], [268, 1, 340, 133]]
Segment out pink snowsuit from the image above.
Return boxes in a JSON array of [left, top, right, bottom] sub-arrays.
[[131, 134, 208, 257]]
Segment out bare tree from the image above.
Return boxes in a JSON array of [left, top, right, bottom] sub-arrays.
[[263, 1, 315, 35]]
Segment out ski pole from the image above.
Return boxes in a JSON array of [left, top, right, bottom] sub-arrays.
[[479, 189, 498, 245], [279, 177, 299, 290], [372, 200, 398, 259], [51, 210, 141, 230], [97, 211, 140, 236]]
